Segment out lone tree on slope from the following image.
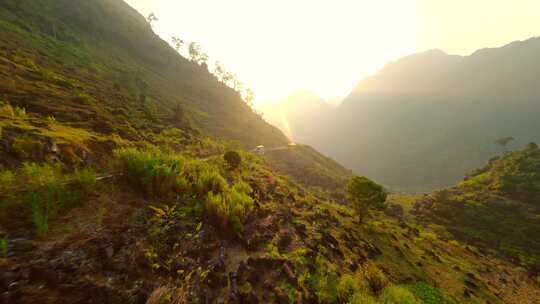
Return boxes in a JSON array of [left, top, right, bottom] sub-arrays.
[[346, 176, 387, 223]]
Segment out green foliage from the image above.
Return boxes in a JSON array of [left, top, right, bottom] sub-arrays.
[[425, 145, 540, 271], [363, 263, 389, 293], [337, 274, 359, 302], [224, 150, 241, 169], [114, 147, 186, 199], [379, 285, 418, 304], [206, 181, 254, 233], [349, 292, 378, 304], [0, 234, 8, 258], [307, 254, 339, 303], [347, 176, 387, 222], [0, 163, 97, 234], [184, 160, 227, 196], [0, 102, 15, 117], [409, 282, 443, 304], [74, 168, 97, 194], [0, 170, 15, 193]]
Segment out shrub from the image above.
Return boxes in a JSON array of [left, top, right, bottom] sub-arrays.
[[308, 254, 339, 303], [0, 163, 96, 235], [206, 181, 254, 233], [0, 170, 15, 193], [409, 282, 443, 304], [184, 161, 227, 195], [379, 285, 418, 304], [337, 274, 358, 301], [0, 103, 15, 117], [114, 147, 186, 198], [349, 292, 378, 304], [11, 136, 43, 160], [74, 168, 97, 194], [14, 106, 26, 118], [364, 263, 389, 293], [21, 163, 64, 235], [224, 150, 241, 169]]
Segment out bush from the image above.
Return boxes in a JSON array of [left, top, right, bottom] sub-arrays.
[[379, 285, 418, 304], [0, 163, 96, 235], [308, 254, 339, 303], [337, 274, 358, 301], [0, 170, 15, 193], [409, 282, 443, 304], [0, 103, 15, 117], [349, 292, 378, 304], [184, 161, 227, 195], [114, 147, 186, 198], [74, 168, 97, 194], [224, 150, 241, 169], [364, 263, 389, 293], [206, 181, 254, 233]]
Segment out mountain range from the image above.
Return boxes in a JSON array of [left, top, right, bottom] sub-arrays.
[[262, 38, 540, 191]]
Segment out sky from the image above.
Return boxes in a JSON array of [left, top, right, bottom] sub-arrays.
[[124, 0, 540, 105]]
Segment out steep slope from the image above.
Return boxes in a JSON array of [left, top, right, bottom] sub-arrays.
[[413, 144, 540, 274], [0, 2, 539, 303], [0, 0, 287, 148], [280, 39, 540, 191]]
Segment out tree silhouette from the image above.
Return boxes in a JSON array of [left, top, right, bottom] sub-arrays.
[[188, 42, 209, 66], [171, 36, 184, 52], [244, 88, 255, 108], [146, 13, 158, 27]]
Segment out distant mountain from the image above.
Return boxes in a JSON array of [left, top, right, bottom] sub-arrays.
[[282, 38, 540, 191], [258, 91, 334, 143]]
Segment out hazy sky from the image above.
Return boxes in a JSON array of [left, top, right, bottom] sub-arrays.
[[124, 0, 540, 104]]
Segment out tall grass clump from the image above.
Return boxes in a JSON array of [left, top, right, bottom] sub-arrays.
[[0, 163, 97, 235], [206, 181, 254, 233], [379, 285, 418, 304], [114, 146, 186, 199]]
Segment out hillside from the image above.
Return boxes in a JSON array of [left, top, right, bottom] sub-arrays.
[[0, 1, 539, 303], [412, 144, 540, 273], [0, 0, 287, 148], [272, 39, 540, 191]]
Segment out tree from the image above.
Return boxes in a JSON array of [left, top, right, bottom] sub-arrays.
[[244, 88, 255, 108], [188, 42, 208, 66], [146, 13, 158, 28], [495, 136, 515, 154], [224, 151, 242, 169], [214, 61, 226, 81], [171, 36, 184, 52], [346, 176, 387, 223]]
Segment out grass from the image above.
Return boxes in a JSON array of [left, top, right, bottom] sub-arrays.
[[0, 234, 8, 258], [379, 285, 418, 304], [114, 146, 256, 234], [0, 163, 98, 235]]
